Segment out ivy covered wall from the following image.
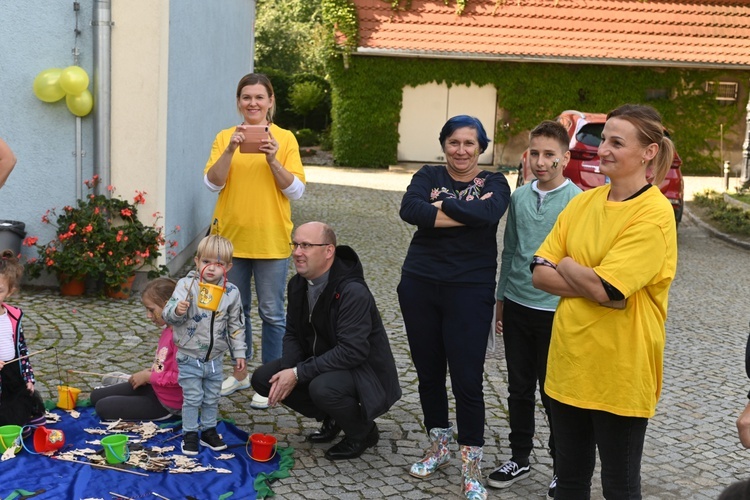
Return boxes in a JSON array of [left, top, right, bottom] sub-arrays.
[[328, 55, 749, 174]]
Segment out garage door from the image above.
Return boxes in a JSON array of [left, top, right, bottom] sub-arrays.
[[398, 83, 496, 165]]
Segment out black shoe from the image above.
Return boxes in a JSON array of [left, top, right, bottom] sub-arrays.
[[324, 424, 379, 460], [181, 431, 199, 456], [199, 427, 227, 451], [307, 417, 342, 443]]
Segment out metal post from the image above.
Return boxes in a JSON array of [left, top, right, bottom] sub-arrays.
[[724, 160, 731, 191], [742, 90, 750, 185], [93, 0, 112, 196]]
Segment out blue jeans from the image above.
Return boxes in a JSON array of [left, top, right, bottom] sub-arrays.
[[227, 258, 289, 364], [177, 353, 224, 432]]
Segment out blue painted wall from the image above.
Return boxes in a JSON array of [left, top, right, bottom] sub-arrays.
[[0, 0, 256, 277], [165, 0, 255, 259], [0, 1, 95, 254]]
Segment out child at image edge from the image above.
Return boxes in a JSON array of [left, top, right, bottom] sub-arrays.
[[487, 121, 581, 498], [0, 250, 45, 434], [163, 235, 246, 456], [91, 277, 183, 421]]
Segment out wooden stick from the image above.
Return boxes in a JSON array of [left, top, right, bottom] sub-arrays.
[[152, 493, 171, 500], [109, 493, 134, 500], [4, 348, 52, 364], [53, 456, 149, 476], [67, 369, 129, 379]]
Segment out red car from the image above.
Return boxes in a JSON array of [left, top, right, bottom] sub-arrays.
[[518, 110, 684, 223]]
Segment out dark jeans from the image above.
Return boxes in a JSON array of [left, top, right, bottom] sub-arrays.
[[502, 299, 555, 464], [252, 359, 373, 440], [550, 399, 648, 500], [397, 275, 494, 447]]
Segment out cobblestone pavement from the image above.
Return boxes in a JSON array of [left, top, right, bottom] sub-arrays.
[[17, 169, 750, 499]]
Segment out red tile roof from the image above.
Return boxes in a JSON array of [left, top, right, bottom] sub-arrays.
[[352, 0, 750, 68]]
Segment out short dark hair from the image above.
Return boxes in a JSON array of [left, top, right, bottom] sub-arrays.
[[439, 115, 490, 153], [530, 120, 570, 153]]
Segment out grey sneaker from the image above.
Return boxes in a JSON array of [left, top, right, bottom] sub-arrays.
[[181, 431, 199, 456], [487, 459, 531, 488], [199, 427, 227, 451]]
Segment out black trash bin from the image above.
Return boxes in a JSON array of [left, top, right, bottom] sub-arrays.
[[0, 220, 26, 255]]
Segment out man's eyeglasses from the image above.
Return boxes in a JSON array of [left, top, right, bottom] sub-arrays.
[[289, 242, 332, 251]]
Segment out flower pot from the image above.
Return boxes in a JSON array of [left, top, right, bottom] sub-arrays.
[[59, 276, 86, 296], [105, 274, 136, 300]]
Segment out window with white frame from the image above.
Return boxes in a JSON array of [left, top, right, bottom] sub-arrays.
[[704, 81, 739, 102]]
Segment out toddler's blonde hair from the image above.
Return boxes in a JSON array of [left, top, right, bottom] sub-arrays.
[[196, 234, 233, 264]]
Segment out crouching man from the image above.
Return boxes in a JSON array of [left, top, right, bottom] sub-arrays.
[[251, 221, 401, 460]]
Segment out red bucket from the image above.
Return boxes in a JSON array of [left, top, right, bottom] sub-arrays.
[[33, 426, 65, 453], [248, 433, 277, 462]]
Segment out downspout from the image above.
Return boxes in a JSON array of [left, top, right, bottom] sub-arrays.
[[92, 0, 112, 196], [742, 88, 750, 184]]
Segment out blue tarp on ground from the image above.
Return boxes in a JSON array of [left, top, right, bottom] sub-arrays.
[[0, 407, 286, 500]]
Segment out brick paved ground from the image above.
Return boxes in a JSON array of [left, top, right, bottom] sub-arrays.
[[16, 169, 750, 499]]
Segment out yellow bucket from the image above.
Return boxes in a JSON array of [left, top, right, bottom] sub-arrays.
[[197, 263, 227, 311], [56, 385, 81, 410]]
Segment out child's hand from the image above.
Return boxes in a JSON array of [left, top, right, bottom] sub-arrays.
[[235, 358, 246, 372], [130, 369, 151, 389], [26, 381, 34, 394], [175, 300, 189, 316]]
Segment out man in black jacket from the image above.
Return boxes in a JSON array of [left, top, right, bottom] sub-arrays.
[[251, 221, 401, 460]]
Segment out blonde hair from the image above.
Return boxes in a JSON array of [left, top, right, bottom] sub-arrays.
[[196, 234, 233, 264], [606, 104, 676, 185], [0, 250, 23, 290], [141, 277, 177, 306]]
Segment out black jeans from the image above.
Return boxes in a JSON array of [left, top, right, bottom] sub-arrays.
[[550, 399, 648, 500], [502, 298, 555, 464], [251, 359, 373, 441], [90, 382, 175, 421], [397, 275, 494, 447]]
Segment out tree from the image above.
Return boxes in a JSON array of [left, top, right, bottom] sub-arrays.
[[254, 0, 327, 77]]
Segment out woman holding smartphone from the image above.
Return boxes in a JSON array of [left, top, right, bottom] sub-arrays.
[[204, 73, 306, 409]]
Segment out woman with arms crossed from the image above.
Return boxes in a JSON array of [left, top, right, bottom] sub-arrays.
[[532, 104, 678, 499]]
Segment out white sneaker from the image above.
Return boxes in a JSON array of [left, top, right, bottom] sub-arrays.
[[220, 375, 250, 396], [250, 393, 269, 409]]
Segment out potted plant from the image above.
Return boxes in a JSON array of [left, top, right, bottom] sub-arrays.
[[24, 175, 179, 297]]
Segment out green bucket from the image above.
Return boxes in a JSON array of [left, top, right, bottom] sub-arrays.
[[0, 425, 22, 454], [101, 434, 129, 464]]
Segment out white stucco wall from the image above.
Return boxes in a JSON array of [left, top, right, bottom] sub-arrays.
[[0, 1, 95, 260], [111, 0, 256, 272]]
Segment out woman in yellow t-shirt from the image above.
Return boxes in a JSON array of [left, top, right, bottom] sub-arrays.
[[532, 104, 677, 499], [203, 73, 305, 408]]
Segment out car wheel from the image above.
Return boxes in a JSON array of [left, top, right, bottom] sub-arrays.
[[675, 202, 684, 225]]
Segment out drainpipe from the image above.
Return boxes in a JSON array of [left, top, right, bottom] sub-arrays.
[[92, 0, 112, 195], [742, 91, 750, 185]]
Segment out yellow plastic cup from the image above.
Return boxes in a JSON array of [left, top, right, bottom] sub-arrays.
[[197, 264, 226, 311]]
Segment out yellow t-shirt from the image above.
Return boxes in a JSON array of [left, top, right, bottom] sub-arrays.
[[204, 124, 305, 259], [536, 185, 677, 418]]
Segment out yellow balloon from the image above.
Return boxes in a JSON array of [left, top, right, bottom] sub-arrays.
[[65, 90, 94, 117], [59, 66, 90, 95], [33, 68, 65, 103]]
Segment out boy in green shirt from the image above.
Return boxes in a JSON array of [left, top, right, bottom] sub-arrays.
[[487, 121, 580, 498]]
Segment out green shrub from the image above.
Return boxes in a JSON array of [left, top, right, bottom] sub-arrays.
[[693, 189, 750, 235], [295, 128, 318, 147]]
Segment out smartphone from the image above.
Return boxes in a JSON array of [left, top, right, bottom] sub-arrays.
[[238, 125, 269, 154]]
